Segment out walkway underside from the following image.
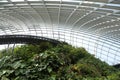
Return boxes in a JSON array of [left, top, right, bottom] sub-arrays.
[[0, 35, 60, 45]]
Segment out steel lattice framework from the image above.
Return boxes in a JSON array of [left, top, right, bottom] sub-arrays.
[[0, 0, 120, 65]]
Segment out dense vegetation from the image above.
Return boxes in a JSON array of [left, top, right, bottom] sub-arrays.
[[0, 42, 120, 80]]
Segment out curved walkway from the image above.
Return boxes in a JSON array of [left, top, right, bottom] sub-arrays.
[[0, 35, 60, 45]]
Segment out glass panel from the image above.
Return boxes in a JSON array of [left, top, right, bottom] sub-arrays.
[[11, 0, 24, 2], [28, 0, 42, 1], [45, 0, 61, 1], [0, 0, 8, 2]]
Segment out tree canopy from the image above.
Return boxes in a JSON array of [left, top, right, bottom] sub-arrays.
[[0, 42, 120, 80]]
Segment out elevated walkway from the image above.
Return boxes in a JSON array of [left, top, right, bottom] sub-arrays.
[[0, 35, 60, 45]]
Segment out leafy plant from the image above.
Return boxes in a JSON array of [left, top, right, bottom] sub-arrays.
[[0, 41, 119, 80]]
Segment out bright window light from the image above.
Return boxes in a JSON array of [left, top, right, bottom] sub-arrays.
[[107, 3, 120, 7], [0, 0, 8, 2], [0, 8, 4, 9], [28, 0, 41, 1], [45, 0, 61, 1], [11, 0, 24, 2]]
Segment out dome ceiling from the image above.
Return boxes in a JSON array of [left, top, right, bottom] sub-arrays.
[[0, 0, 120, 65]]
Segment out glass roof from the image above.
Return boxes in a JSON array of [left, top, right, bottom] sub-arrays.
[[0, 0, 120, 65], [11, 0, 24, 2]]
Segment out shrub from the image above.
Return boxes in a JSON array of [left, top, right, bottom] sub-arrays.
[[0, 41, 119, 80]]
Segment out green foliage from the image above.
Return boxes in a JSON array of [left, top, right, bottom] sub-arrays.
[[0, 41, 119, 80], [107, 71, 120, 80]]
